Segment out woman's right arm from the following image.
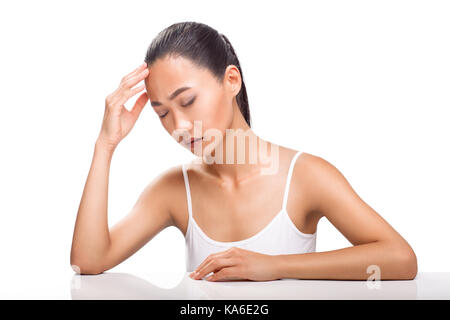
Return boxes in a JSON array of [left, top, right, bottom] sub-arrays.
[[70, 63, 174, 274], [69, 140, 115, 274]]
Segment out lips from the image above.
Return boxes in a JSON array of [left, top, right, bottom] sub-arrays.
[[184, 137, 203, 147]]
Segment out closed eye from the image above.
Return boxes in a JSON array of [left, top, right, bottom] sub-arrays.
[[182, 96, 196, 107], [159, 96, 196, 118]]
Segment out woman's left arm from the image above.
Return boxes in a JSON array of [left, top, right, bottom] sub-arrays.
[[274, 153, 418, 280]]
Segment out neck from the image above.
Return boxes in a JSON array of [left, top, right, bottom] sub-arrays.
[[200, 101, 279, 186]]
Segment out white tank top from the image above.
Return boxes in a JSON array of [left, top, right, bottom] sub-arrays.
[[181, 151, 317, 272]]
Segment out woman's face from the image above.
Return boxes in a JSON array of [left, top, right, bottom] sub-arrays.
[[144, 55, 240, 154]]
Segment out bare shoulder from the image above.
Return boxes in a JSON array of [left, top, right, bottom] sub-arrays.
[[293, 152, 347, 216], [296, 151, 333, 167], [294, 151, 379, 227], [151, 164, 185, 190], [137, 164, 187, 228], [295, 151, 344, 183]]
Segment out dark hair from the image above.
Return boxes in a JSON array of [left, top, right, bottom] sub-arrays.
[[144, 21, 251, 127]]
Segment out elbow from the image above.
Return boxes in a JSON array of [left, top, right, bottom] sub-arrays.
[[71, 262, 105, 275], [70, 246, 108, 275], [70, 256, 105, 275], [395, 247, 418, 280]]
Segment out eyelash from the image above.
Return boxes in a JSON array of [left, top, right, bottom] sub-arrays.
[[159, 97, 196, 118]]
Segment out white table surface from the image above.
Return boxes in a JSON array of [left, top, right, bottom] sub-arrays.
[[67, 272, 450, 300]]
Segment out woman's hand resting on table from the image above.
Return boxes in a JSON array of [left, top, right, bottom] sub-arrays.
[[189, 247, 281, 282]]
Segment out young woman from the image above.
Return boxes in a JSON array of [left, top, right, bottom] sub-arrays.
[[70, 21, 417, 282]]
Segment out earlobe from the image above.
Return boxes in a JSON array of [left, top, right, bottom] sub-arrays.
[[233, 82, 241, 96]]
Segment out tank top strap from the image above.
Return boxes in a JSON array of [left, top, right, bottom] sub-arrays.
[[181, 163, 193, 220], [281, 151, 303, 211]]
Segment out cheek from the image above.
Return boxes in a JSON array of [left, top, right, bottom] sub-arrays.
[[200, 91, 233, 132]]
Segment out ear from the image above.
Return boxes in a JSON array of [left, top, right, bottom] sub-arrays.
[[223, 65, 242, 97]]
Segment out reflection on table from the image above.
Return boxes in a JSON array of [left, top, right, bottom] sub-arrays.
[[70, 272, 450, 300]]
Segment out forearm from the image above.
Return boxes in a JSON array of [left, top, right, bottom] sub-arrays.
[[274, 240, 417, 280], [70, 140, 115, 270]]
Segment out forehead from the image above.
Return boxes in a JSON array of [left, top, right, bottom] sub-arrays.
[[145, 55, 217, 100]]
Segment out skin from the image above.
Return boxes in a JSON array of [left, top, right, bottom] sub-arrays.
[[70, 55, 418, 281]]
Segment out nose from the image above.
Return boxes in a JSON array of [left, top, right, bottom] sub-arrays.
[[170, 107, 191, 130], [171, 113, 193, 144], [174, 118, 192, 133]]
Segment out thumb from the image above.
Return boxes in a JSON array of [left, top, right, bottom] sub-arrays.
[[130, 91, 148, 118]]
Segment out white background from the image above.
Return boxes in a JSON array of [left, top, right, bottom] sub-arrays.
[[0, 0, 449, 298]]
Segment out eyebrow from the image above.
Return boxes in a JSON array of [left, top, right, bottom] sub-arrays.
[[150, 86, 192, 107]]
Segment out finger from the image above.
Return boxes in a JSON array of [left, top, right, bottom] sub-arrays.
[[196, 257, 234, 280], [195, 248, 235, 272], [195, 257, 237, 280], [120, 68, 149, 90], [193, 249, 231, 274], [130, 91, 148, 118], [113, 83, 147, 107], [108, 64, 148, 104], [122, 62, 147, 82], [206, 266, 242, 282], [129, 84, 146, 98]]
